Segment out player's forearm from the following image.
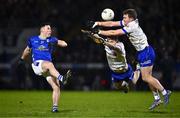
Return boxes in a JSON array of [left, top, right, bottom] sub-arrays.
[[99, 29, 125, 36], [99, 30, 119, 36], [21, 48, 31, 60], [96, 21, 117, 27]]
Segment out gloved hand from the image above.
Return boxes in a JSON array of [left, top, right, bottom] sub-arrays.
[[18, 58, 25, 67], [91, 28, 100, 34], [86, 20, 95, 28], [17, 58, 26, 73], [85, 20, 99, 30]]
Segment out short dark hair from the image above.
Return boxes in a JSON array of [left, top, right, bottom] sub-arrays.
[[39, 22, 52, 28], [123, 9, 137, 20]]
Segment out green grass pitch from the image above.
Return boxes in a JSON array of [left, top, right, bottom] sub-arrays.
[[0, 91, 179, 117]]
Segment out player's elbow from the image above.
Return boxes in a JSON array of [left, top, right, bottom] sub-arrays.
[[58, 40, 68, 47], [64, 43, 68, 47], [61, 41, 68, 47]]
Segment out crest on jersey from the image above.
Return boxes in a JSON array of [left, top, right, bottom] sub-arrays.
[[38, 45, 48, 51]]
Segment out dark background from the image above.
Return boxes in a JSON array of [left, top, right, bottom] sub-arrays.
[[0, 0, 179, 91]]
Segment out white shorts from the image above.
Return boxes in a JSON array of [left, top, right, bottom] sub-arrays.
[[31, 60, 44, 76]]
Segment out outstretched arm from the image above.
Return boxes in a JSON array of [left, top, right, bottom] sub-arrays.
[[94, 21, 120, 28], [21, 46, 31, 60], [98, 29, 125, 37], [57, 40, 67, 47]]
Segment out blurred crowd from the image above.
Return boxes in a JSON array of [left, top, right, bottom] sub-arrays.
[[0, 0, 179, 90]]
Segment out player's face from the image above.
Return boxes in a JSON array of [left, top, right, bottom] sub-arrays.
[[123, 14, 133, 26], [108, 39, 116, 44], [42, 25, 52, 37]]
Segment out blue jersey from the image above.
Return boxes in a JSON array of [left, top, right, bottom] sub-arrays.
[[27, 36, 58, 62]]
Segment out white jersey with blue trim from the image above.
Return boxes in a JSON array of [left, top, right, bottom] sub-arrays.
[[121, 19, 149, 51], [105, 42, 128, 73]]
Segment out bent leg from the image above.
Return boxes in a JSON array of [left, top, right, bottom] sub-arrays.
[[140, 66, 164, 92], [41, 61, 60, 79], [41, 61, 63, 81], [41, 61, 71, 84]]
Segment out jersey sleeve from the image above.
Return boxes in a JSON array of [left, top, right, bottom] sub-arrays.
[[52, 37, 58, 44], [122, 21, 137, 34], [122, 26, 133, 34], [120, 20, 125, 27]]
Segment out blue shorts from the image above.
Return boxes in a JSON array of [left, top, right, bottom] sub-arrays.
[[137, 46, 155, 67], [111, 64, 134, 82]]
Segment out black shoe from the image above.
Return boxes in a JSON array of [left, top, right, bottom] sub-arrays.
[[122, 85, 129, 93], [62, 69, 72, 85]]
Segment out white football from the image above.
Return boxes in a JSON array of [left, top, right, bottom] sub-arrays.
[[101, 8, 114, 21]]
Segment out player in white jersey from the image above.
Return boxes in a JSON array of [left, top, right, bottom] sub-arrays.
[[81, 30, 140, 92], [91, 9, 171, 110], [104, 38, 140, 92]]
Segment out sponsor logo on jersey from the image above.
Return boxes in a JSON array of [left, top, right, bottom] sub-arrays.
[[37, 45, 48, 51], [141, 60, 151, 65]]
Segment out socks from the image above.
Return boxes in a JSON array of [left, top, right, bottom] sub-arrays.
[[57, 75, 63, 82], [152, 91, 160, 100], [121, 81, 128, 87], [152, 89, 168, 100], [161, 89, 167, 96]]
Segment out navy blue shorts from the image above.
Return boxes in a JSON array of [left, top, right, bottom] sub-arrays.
[[111, 64, 134, 82], [137, 46, 155, 67]]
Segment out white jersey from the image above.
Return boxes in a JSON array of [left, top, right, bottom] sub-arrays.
[[105, 42, 128, 73], [121, 19, 149, 51]]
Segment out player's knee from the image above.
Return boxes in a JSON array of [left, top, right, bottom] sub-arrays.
[[141, 74, 151, 82], [141, 77, 147, 82], [52, 85, 60, 92]]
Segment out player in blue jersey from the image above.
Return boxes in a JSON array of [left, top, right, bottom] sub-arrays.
[[91, 9, 171, 110], [19, 23, 71, 112]]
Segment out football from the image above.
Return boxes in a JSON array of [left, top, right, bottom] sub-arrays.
[[101, 8, 114, 21]]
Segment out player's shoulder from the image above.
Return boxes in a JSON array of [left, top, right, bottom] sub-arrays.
[[28, 36, 39, 41], [127, 19, 139, 27], [48, 36, 57, 39], [48, 36, 58, 42]]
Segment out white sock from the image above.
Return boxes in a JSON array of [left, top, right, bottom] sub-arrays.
[[121, 81, 128, 87], [161, 89, 167, 95], [57, 75, 63, 82], [53, 105, 58, 109], [152, 91, 160, 100], [53, 104, 58, 107]]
